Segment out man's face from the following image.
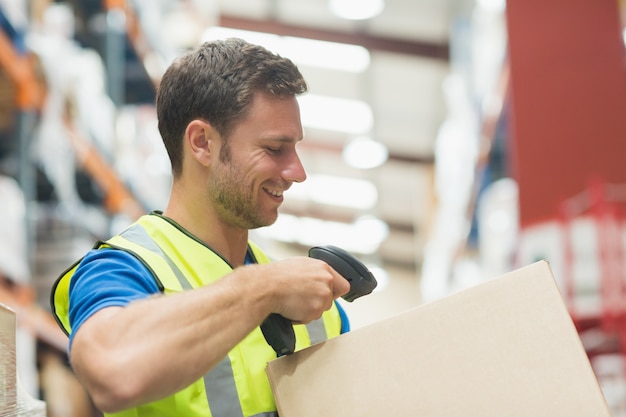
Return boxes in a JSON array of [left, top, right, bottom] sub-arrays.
[[208, 92, 306, 229]]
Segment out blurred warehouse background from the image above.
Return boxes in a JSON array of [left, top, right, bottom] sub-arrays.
[[0, 0, 625, 415]]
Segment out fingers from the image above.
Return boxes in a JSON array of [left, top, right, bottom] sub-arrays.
[[331, 269, 351, 299], [264, 257, 351, 323]]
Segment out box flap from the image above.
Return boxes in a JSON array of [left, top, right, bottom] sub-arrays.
[[266, 261, 611, 417]]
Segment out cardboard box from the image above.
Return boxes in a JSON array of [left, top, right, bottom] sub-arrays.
[[266, 261, 612, 417], [0, 304, 46, 417], [1, 304, 17, 413]]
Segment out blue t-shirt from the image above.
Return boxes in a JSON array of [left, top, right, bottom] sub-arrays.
[[68, 248, 350, 347]]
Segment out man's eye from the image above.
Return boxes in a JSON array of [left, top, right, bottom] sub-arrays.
[[266, 147, 282, 154]]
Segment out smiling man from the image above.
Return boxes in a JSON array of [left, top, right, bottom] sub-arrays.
[[51, 38, 350, 417]]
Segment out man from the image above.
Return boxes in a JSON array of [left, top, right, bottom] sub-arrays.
[[51, 38, 350, 417]]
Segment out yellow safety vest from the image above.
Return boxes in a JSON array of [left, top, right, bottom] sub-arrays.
[[51, 212, 343, 417]]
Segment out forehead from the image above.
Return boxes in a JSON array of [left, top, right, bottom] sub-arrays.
[[234, 92, 304, 141]]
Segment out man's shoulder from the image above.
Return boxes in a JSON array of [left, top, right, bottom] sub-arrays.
[[75, 247, 154, 283], [80, 245, 145, 267]]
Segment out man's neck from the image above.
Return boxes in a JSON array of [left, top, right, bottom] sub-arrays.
[[163, 196, 249, 267]]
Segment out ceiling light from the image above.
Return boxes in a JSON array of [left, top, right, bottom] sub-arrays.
[[202, 27, 370, 72], [476, 0, 506, 13], [298, 94, 373, 134], [352, 215, 389, 249], [343, 136, 388, 169], [329, 0, 385, 20], [281, 36, 370, 73], [287, 174, 378, 210], [257, 213, 388, 254]]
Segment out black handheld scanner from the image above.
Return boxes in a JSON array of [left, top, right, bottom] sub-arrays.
[[260, 245, 378, 356]]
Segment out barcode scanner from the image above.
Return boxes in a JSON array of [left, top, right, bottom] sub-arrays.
[[260, 245, 378, 356]]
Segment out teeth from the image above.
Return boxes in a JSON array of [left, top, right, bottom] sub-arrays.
[[266, 189, 283, 197]]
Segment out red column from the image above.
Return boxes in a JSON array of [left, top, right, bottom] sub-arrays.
[[506, 0, 626, 227]]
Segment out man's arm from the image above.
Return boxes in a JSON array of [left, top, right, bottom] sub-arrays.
[[69, 256, 349, 413]]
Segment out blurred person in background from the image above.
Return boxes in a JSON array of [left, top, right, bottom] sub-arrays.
[[51, 38, 350, 417]]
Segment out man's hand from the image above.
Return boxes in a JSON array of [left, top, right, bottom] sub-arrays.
[[254, 257, 350, 323]]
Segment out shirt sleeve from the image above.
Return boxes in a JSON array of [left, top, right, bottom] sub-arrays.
[[334, 300, 351, 333], [68, 248, 160, 347]]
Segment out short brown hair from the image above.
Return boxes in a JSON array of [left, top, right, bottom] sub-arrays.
[[156, 38, 308, 178]]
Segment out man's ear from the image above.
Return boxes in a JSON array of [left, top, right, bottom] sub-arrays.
[[185, 120, 217, 167]]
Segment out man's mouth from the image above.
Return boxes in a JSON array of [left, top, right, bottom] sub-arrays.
[[264, 187, 284, 199]]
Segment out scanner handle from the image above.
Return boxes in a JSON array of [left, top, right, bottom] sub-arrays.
[[260, 245, 377, 356]]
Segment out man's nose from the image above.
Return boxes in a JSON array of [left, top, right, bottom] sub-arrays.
[[284, 152, 307, 183]]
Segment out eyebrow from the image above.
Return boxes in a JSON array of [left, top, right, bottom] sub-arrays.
[[261, 135, 303, 144]]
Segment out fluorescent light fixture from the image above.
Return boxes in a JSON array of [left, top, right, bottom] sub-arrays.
[[281, 36, 370, 73], [298, 94, 373, 134], [343, 136, 388, 169], [476, 0, 506, 13], [287, 174, 378, 210], [257, 213, 389, 254], [203, 27, 279, 50], [352, 215, 389, 247], [329, 0, 384, 20], [202, 27, 370, 72]]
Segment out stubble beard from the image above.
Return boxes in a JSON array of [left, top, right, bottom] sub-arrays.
[[210, 161, 278, 230]]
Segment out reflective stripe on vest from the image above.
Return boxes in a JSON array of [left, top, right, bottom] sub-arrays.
[[51, 213, 342, 417], [120, 223, 192, 290], [202, 357, 278, 417], [205, 356, 244, 417], [305, 320, 327, 345]]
